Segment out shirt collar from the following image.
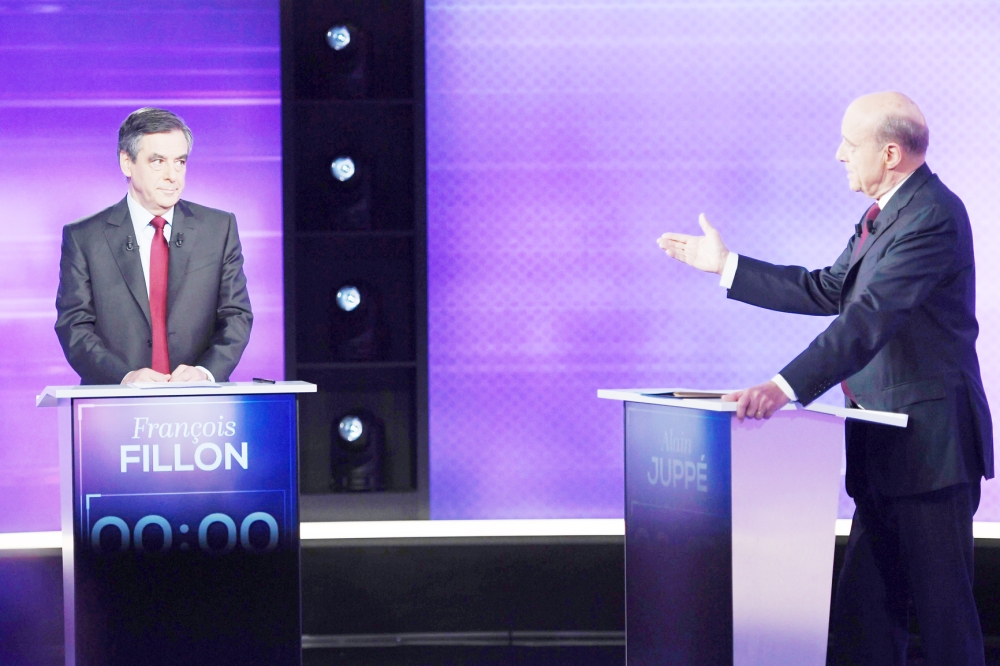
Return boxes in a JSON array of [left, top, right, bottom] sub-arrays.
[[876, 170, 915, 211], [126, 192, 174, 233]]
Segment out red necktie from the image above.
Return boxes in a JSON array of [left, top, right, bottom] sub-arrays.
[[149, 216, 171, 374], [842, 202, 881, 406]]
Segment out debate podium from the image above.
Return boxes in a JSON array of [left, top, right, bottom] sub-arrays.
[[597, 389, 907, 666], [37, 381, 317, 666]]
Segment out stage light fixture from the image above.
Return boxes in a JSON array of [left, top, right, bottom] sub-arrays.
[[331, 409, 384, 492], [338, 415, 364, 442], [327, 154, 371, 229], [326, 25, 351, 51], [330, 281, 387, 361], [330, 156, 356, 182], [335, 285, 361, 312]]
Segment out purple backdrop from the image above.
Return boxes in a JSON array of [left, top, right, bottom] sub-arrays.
[[425, 1, 1000, 519], [0, 1, 283, 533]]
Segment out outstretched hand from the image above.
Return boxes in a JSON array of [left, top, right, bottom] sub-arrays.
[[722, 381, 790, 421], [657, 213, 730, 274]]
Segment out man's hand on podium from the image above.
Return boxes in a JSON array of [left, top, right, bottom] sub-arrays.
[[122, 368, 169, 384], [656, 213, 730, 274], [121, 365, 209, 384], [169, 364, 208, 383], [723, 381, 790, 421]]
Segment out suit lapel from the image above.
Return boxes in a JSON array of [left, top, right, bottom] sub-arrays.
[[847, 163, 933, 275], [167, 200, 201, 314], [104, 198, 151, 327]]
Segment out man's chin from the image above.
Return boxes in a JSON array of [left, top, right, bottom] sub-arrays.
[[156, 196, 181, 209]]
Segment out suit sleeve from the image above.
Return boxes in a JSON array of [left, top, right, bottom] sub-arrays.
[[195, 214, 253, 380], [54, 225, 133, 383], [779, 205, 958, 405], [727, 239, 854, 316]]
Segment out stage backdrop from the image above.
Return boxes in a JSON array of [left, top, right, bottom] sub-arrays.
[[0, 1, 282, 533], [426, 0, 1000, 519]]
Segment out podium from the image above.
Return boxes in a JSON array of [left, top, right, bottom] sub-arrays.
[[597, 389, 907, 666], [37, 381, 317, 666]]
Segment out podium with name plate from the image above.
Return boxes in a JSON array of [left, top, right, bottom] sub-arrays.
[[597, 389, 907, 666], [37, 381, 317, 666]]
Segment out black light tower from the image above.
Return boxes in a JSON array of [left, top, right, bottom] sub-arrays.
[[281, 0, 428, 519]]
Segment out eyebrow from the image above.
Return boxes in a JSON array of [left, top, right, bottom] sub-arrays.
[[148, 153, 189, 160]]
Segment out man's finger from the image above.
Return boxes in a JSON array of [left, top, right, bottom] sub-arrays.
[[721, 391, 741, 403], [698, 213, 715, 234], [660, 233, 693, 243], [660, 243, 687, 261], [736, 391, 752, 420]]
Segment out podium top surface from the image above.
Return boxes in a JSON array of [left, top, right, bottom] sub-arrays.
[[597, 388, 908, 428], [36, 381, 317, 408]]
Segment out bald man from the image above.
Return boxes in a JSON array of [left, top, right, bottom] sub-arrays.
[[659, 92, 993, 665]]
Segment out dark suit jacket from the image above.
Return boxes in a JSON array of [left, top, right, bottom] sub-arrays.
[[55, 197, 253, 384], [728, 163, 993, 497]]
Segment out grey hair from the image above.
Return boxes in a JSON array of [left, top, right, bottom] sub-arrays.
[[874, 113, 929, 156], [118, 107, 193, 161]]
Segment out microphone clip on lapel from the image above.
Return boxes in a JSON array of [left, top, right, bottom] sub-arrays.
[[854, 220, 877, 237], [126, 235, 135, 251], [175, 232, 184, 248]]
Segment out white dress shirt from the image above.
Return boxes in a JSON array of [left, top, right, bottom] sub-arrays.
[[126, 192, 173, 296], [718, 171, 915, 402], [124, 193, 214, 382]]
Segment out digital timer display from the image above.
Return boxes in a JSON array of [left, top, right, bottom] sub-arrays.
[[70, 393, 300, 666]]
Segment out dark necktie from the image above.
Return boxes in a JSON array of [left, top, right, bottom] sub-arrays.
[[149, 216, 171, 374], [851, 202, 880, 262], [841, 202, 881, 406]]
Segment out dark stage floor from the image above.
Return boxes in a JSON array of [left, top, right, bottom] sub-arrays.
[[7, 539, 1000, 665]]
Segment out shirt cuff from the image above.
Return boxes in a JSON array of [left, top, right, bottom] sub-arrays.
[[719, 252, 739, 289], [196, 366, 215, 382], [771, 374, 798, 402]]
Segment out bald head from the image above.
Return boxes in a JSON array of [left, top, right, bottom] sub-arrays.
[[848, 92, 929, 157], [836, 92, 928, 199]]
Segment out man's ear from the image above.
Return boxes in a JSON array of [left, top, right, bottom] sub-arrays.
[[883, 143, 903, 170], [119, 151, 133, 178]]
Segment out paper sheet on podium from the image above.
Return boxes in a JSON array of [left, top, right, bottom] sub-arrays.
[[641, 389, 737, 399]]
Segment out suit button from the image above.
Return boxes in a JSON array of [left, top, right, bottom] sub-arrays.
[[147, 339, 152, 347]]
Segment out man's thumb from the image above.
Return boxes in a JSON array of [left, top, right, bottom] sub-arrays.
[[698, 213, 715, 234]]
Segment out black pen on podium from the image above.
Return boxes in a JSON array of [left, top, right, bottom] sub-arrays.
[[252, 377, 276, 384]]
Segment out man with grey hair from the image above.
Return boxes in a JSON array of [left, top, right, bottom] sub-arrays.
[[55, 107, 253, 384], [658, 92, 992, 664]]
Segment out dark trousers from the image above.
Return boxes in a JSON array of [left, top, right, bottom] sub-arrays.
[[829, 481, 984, 666]]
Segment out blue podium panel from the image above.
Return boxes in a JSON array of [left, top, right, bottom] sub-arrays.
[[625, 403, 733, 666], [70, 393, 300, 666]]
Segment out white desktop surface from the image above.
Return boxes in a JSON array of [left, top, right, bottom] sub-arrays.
[[36, 380, 317, 407], [597, 388, 908, 428]]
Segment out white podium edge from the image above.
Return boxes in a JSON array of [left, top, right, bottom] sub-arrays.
[[597, 389, 908, 428], [36, 380, 318, 407]]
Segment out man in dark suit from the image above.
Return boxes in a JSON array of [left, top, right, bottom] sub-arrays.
[[657, 92, 993, 665], [55, 107, 252, 385]]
